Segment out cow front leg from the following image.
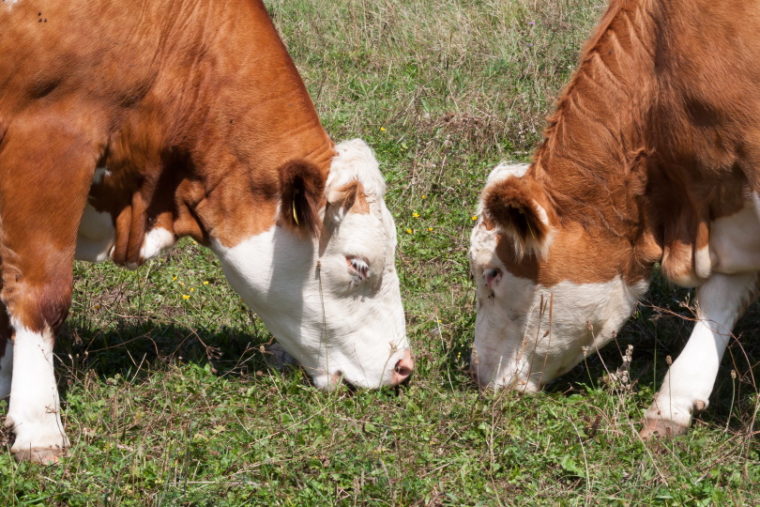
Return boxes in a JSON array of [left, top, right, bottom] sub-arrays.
[[0, 114, 102, 462], [641, 272, 758, 438], [5, 321, 69, 463]]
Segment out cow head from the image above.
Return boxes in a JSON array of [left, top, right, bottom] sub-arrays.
[[214, 139, 411, 390], [468, 163, 652, 391]]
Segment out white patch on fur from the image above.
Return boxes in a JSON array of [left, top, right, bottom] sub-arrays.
[[694, 246, 712, 280], [6, 319, 69, 455], [139, 227, 175, 261], [485, 162, 530, 187], [325, 139, 386, 205], [709, 194, 760, 274], [645, 272, 757, 427], [0, 339, 12, 399], [212, 139, 409, 389], [75, 203, 115, 262]]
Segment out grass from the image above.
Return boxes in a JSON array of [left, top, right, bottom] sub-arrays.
[[2, 0, 759, 504]]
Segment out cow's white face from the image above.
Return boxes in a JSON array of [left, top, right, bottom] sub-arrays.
[[214, 139, 411, 389], [469, 163, 649, 390]]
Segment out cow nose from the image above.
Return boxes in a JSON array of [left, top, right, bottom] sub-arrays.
[[391, 349, 414, 385]]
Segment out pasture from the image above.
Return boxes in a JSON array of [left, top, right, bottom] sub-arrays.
[[2, 0, 758, 503]]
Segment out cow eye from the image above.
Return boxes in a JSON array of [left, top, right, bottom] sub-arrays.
[[346, 255, 370, 281]]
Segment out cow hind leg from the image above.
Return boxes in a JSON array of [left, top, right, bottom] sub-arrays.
[[641, 272, 758, 438], [0, 114, 103, 463]]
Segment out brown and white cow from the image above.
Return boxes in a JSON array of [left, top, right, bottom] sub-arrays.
[[470, 0, 760, 436], [0, 0, 412, 463]]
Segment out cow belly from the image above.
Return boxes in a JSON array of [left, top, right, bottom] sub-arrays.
[[709, 193, 760, 274], [75, 206, 176, 265], [75, 203, 115, 262]]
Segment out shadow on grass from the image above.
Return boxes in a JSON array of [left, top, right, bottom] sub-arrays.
[[56, 318, 276, 387]]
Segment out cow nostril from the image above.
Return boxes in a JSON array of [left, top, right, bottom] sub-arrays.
[[484, 267, 502, 287], [394, 359, 413, 378]]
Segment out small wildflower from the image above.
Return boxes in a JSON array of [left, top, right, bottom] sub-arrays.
[[182, 294, 190, 300], [412, 211, 420, 218], [172, 276, 177, 281], [427, 227, 433, 232], [421, 194, 427, 200], [471, 215, 478, 221], [379, 126, 386, 132], [189, 287, 195, 292], [203, 280, 210, 285], [405, 228, 413, 234]]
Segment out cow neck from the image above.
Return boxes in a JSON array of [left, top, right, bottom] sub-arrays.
[[99, 0, 336, 254], [526, 0, 661, 282], [534, 0, 656, 236]]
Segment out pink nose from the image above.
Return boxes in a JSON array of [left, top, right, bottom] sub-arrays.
[[391, 349, 414, 385]]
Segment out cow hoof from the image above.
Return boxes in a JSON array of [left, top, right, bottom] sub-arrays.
[[639, 418, 689, 439], [12, 446, 66, 464]]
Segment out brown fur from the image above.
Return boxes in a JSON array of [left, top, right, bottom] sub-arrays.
[[488, 0, 758, 287], [0, 0, 336, 331], [333, 181, 370, 215]]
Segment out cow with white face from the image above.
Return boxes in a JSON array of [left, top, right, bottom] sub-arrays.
[[79, 139, 411, 392], [213, 139, 410, 390], [469, 163, 650, 393], [0, 0, 412, 463], [469, 0, 760, 438]]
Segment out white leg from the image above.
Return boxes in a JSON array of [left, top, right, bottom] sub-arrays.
[[641, 272, 757, 437], [5, 321, 69, 462], [0, 338, 11, 399]]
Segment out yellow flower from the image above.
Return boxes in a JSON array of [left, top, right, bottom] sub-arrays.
[[189, 288, 195, 292], [412, 212, 420, 218], [182, 294, 190, 300], [380, 126, 386, 132], [427, 227, 433, 232], [405, 228, 413, 234], [421, 194, 427, 200], [172, 276, 177, 281], [471, 215, 478, 221], [202, 281, 209, 285]]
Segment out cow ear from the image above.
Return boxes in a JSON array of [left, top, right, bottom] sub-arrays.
[[482, 177, 553, 259], [279, 160, 325, 235]]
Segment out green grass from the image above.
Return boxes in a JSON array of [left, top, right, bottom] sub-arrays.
[[2, 0, 759, 504]]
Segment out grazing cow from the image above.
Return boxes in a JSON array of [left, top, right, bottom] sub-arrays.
[[0, 0, 412, 463], [469, 0, 760, 436]]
